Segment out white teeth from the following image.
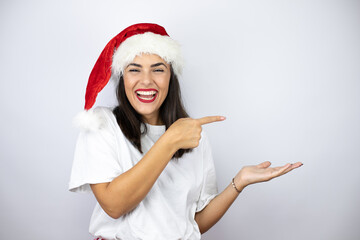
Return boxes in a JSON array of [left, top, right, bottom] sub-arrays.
[[136, 90, 157, 95], [138, 96, 154, 100]]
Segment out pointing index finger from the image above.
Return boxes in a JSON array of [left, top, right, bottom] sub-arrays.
[[196, 116, 226, 125]]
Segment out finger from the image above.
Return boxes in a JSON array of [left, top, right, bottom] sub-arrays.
[[282, 162, 303, 174], [291, 162, 303, 168], [257, 161, 271, 169], [196, 116, 226, 125], [280, 162, 303, 172], [271, 163, 292, 176], [274, 162, 303, 176], [273, 162, 302, 171]]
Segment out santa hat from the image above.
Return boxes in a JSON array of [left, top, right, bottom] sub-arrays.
[[74, 23, 184, 130]]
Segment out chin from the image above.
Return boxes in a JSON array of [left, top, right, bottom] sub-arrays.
[[135, 107, 158, 117]]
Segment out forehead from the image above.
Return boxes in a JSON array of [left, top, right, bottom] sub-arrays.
[[131, 53, 169, 66]]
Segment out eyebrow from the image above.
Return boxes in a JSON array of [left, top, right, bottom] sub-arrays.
[[151, 62, 168, 68], [127, 62, 168, 68]]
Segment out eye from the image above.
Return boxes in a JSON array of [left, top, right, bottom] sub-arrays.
[[153, 68, 165, 72], [128, 69, 140, 72]]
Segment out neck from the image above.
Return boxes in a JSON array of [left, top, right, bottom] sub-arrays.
[[142, 114, 163, 125]]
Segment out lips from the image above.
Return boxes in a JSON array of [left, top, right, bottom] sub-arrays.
[[135, 88, 158, 103]]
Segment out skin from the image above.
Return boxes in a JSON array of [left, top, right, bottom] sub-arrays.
[[123, 54, 171, 125], [90, 53, 303, 233]]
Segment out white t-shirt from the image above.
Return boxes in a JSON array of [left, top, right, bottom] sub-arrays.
[[69, 107, 218, 240]]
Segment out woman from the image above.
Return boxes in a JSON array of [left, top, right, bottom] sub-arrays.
[[69, 23, 302, 240]]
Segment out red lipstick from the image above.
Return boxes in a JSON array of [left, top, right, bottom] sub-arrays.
[[135, 89, 158, 103]]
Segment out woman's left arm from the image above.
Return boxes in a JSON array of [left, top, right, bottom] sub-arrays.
[[194, 161, 303, 234]]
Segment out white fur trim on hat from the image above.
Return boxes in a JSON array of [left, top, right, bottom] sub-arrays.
[[112, 32, 183, 78]]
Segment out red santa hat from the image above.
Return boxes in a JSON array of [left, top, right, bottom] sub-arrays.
[[75, 23, 184, 130]]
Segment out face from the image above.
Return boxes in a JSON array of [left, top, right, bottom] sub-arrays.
[[123, 54, 171, 125]]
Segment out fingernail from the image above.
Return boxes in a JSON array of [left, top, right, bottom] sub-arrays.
[[220, 116, 226, 120]]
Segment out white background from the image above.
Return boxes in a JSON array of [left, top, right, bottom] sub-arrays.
[[1, 0, 359, 239]]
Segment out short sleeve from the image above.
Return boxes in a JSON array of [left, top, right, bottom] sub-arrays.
[[196, 133, 218, 212], [68, 111, 123, 193]]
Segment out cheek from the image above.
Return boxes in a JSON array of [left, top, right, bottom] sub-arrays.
[[159, 74, 171, 94], [123, 77, 136, 101], [159, 80, 170, 98]]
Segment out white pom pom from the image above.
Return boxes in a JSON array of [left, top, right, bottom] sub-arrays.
[[73, 109, 106, 131]]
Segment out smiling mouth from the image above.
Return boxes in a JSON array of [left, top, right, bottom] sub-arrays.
[[135, 89, 158, 103]]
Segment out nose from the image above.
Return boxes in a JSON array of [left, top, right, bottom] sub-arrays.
[[140, 70, 153, 86]]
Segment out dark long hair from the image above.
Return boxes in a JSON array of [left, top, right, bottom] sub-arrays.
[[113, 66, 191, 158]]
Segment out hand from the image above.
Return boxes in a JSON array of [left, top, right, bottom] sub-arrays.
[[166, 116, 225, 150], [234, 161, 303, 189]]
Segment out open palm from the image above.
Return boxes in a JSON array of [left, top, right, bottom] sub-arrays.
[[234, 161, 303, 189]]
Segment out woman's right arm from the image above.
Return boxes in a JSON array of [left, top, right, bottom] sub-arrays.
[[90, 130, 177, 219], [90, 116, 224, 219]]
